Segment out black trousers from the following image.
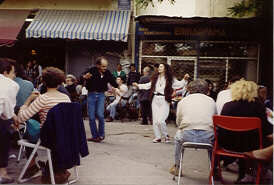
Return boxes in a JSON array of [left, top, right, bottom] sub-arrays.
[[140, 100, 152, 124], [0, 119, 11, 168]]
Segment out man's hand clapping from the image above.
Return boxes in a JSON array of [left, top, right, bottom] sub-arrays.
[[83, 72, 92, 79]]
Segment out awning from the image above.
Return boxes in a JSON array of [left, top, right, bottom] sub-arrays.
[[26, 10, 131, 42], [0, 10, 30, 46]]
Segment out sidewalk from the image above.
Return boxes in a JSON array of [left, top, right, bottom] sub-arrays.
[[8, 119, 270, 184]]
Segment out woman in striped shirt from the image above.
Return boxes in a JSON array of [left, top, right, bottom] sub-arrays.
[[17, 67, 70, 179]]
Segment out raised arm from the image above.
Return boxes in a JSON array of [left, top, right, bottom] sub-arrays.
[[17, 93, 44, 123], [172, 74, 190, 90], [133, 82, 152, 90]]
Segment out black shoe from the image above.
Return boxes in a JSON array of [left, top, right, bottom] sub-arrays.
[[141, 121, 148, 125], [106, 117, 113, 122], [87, 137, 101, 142]]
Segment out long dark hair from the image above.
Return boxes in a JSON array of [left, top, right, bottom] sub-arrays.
[[149, 63, 174, 103]]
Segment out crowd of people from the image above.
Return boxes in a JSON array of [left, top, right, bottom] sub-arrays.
[[0, 56, 272, 184]]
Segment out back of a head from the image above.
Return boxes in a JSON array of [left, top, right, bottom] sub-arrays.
[[187, 79, 209, 95], [143, 66, 151, 75], [0, 58, 15, 74], [66, 74, 77, 82], [42, 67, 65, 88], [15, 63, 27, 79], [230, 79, 258, 102]]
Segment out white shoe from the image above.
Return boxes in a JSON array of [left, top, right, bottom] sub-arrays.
[[153, 138, 161, 143]]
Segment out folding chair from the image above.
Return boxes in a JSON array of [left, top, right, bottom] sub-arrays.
[[17, 122, 27, 163], [175, 142, 214, 185], [209, 115, 263, 185], [17, 139, 79, 184]]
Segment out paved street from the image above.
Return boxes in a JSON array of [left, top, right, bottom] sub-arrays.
[[7, 119, 259, 184]]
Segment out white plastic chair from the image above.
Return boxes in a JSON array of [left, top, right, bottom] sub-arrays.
[[17, 139, 79, 184], [17, 122, 27, 163], [175, 142, 214, 185]]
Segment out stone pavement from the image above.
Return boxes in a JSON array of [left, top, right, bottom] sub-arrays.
[[7, 119, 272, 184]]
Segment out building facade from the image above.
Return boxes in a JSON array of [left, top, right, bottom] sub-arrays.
[[0, 0, 133, 77], [134, 0, 272, 92]]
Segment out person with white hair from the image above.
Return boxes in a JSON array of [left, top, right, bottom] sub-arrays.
[[138, 66, 152, 125], [169, 79, 216, 176], [65, 74, 78, 102]]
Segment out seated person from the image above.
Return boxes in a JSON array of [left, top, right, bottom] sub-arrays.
[[170, 79, 216, 176], [14, 63, 34, 111], [245, 144, 273, 162], [220, 79, 273, 183], [112, 63, 126, 82], [65, 74, 78, 102], [258, 85, 273, 110], [17, 67, 71, 180], [106, 77, 128, 122]]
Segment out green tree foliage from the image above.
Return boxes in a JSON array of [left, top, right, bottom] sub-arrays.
[[228, 0, 264, 17], [136, 0, 175, 9]]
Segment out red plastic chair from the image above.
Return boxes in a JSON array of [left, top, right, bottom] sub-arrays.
[[209, 115, 263, 185]]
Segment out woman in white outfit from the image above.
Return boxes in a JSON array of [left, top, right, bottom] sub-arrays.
[[133, 63, 189, 143]]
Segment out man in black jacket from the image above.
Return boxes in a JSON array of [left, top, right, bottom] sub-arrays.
[[83, 56, 118, 142], [127, 64, 140, 86]]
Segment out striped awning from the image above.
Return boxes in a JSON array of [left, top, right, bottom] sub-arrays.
[[26, 9, 131, 42]]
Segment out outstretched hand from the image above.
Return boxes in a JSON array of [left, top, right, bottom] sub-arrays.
[[132, 82, 138, 87], [183, 73, 190, 81]]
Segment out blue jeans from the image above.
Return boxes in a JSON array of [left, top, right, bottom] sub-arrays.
[[107, 99, 127, 119], [87, 92, 105, 138], [174, 129, 214, 166]]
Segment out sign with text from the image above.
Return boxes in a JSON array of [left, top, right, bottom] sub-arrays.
[[118, 0, 131, 10]]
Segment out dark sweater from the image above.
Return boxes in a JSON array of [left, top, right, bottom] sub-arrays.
[[127, 71, 140, 86], [40, 103, 89, 169], [138, 75, 151, 102], [85, 67, 118, 92]]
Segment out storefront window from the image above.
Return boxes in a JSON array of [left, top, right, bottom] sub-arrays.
[[198, 59, 226, 91], [199, 42, 258, 57], [140, 57, 167, 74], [142, 41, 196, 56], [171, 60, 195, 80]]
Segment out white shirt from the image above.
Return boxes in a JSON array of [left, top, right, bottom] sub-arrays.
[[216, 89, 232, 115], [116, 84, 128, 101], [138, 77, 188, 95], [0, 74, 19, 120], [176, 93, 216, 131], [81, 87, 88, 96]]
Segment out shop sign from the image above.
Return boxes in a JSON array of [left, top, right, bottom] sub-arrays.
[[137, 24, 172, 36], [174, 27, 226, 37], [118, 0, 131, 10]]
